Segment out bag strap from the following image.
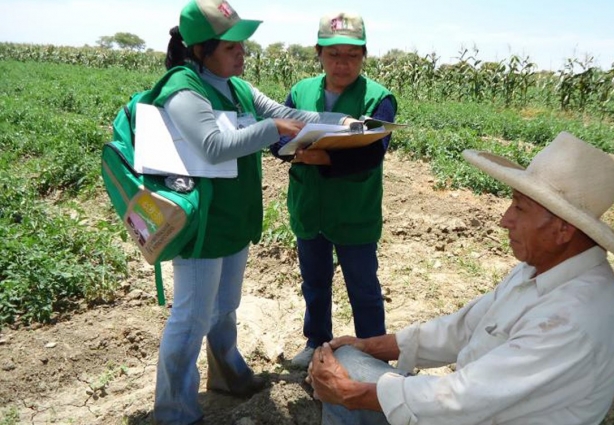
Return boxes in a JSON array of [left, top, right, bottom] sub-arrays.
[[190, 178, 209, 257], [124, 104, 135, 143], [154, 262, 165, 306]]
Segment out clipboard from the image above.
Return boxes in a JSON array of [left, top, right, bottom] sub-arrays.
[[278, 124, 391, 155], [277, 119, 407, 156], [308, 129, 392, 151]]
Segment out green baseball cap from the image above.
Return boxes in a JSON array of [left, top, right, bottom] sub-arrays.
[[317, 12, 366, 46], [179, 0, 262, 46]]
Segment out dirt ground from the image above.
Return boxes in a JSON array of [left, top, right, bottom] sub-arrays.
[[1, 152, 612, 424]]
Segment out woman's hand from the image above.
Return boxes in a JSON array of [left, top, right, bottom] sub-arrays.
[[273, 119, 305, 138], [341, 116, 361, 126], [292, 148, 331, 165]]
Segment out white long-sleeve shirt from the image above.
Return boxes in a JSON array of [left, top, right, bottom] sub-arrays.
[[378, 246, 614, 425]]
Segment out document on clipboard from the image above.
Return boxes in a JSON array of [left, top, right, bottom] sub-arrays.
[[362, 118, 408, 131], [134, 104, 238, 178], [277, 123, 392, 156]]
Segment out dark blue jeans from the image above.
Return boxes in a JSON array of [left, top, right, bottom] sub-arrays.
[[298, 234, 386, 348]]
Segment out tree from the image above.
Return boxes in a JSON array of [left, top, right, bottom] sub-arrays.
[[287, 44, 315, 62], [96, 35, 115, 49], [96, 32, 147, 50], [113, 32, 146, 51], [265, 42, 285, 58], [243, 40, 263, 58]]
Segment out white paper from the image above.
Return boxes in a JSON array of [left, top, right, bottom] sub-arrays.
[[363, 118, 408, 131], [278, 123, 348, 156], [277, 123, 394, 155], [134, 104, 238, 178]]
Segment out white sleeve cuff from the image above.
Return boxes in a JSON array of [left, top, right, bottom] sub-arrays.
[[396, 325, 420, 373], [377, 372, 418, 425]]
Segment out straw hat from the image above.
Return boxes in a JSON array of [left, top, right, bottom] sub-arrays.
[[462, 131, 614, 252]]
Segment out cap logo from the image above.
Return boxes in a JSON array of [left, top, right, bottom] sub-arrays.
[[317, 12, 366, 45], [218, 1, 235, 19], [330, 17, 349, 32]]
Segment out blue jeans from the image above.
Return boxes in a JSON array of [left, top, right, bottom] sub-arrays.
[[322, 346, 397, 425], [298, 234, 385, 348], [153, 247, 251, 425]]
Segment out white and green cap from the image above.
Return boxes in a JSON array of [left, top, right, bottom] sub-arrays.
[[179, 0, 262, 46], [317, 12, 366, 46]]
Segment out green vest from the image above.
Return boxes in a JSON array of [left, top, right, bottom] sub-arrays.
[[153, 65, 262, 258], [287, 75, 396, 245]]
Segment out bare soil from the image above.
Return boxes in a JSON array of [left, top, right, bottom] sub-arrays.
[[1, 152, 612, 424]]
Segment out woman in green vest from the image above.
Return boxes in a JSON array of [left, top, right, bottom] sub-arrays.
[[271, 12, 397, 369], [153, 2, 354, 424]]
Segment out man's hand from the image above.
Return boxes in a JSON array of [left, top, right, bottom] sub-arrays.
[[308, 342, 352, 404], [308, 342, 383, 411], [329, 335, 366, 351], [331, 334, 400, 362]]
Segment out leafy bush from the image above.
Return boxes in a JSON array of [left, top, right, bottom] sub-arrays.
[[0, 60, 139, 325], [261, 197, 296, 249], [0, 203, 127, 324]]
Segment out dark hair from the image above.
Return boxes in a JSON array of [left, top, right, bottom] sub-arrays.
[[315, 44, 367, 57], [165, 26, 222, 71]]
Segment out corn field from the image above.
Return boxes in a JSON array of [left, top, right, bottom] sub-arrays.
[[244, 47, 614, 117], [1, 42, 613, 117]]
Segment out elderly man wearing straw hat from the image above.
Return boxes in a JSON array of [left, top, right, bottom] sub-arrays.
[[307, 131, 614, 425]]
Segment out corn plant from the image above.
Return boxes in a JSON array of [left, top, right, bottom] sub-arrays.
[[555, 55, 610, 112]]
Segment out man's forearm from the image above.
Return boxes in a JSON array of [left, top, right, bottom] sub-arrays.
[[364, 334, 400, 361], [342, 381, 382, 411]]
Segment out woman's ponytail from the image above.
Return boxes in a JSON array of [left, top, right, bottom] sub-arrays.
[[165, 26, 187, 70]]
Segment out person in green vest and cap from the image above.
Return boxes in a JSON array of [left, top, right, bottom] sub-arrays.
[[271, 12, 398, 369], [151, 1, 356, 424]]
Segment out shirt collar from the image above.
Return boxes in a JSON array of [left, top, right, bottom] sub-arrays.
[[530, 246, 607, 295], [199, 66, 229, 84]]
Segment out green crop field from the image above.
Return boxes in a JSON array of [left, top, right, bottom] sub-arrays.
[[1, 42, 613, 326]]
